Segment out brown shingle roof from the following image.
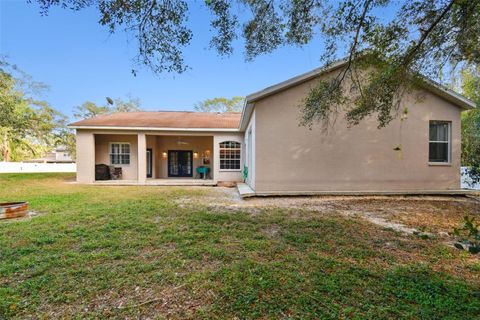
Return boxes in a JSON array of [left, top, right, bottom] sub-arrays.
[[69, 111, 241, 129]]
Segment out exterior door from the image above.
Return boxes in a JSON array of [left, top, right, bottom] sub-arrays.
[[168, 150, 193, 177], [146, 148, 153, 178]]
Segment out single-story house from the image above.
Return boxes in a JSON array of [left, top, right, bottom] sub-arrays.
[[26, 146, 74, 164], [69, 60, 476, 193]]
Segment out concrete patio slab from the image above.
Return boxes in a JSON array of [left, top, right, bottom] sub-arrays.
[[236, 183, 478, 199], [93, 179, 217, 186]]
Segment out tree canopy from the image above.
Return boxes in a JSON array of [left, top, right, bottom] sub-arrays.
[[460, 65, 480, 185], [0, 60, 67, 161], [73, 97, 141, 119], [32, 0, 480, 127], [194, 96, 244, 113], [461, 65, 480, 106]]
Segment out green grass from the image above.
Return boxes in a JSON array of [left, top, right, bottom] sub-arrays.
[[0, 173, 479, 319]]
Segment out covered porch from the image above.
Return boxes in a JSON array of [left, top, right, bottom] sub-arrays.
[[73, 111, 244, 185], [75, 129, 243, 185], [93, 133, 215, 183]]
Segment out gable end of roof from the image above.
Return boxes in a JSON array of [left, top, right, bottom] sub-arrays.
[[240, 59, 476, 130]]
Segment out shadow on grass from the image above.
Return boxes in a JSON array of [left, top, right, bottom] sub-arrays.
[[212, 260, 480, 319]]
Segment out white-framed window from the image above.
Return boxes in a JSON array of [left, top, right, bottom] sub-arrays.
[[429, 121, 451, 163], [219, 141, 241, 170], [110, 143, 130, 165]]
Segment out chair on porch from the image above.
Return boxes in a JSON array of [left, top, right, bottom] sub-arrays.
[[195, 166, 211, 180]]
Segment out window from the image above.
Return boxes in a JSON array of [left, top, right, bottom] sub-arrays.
[[110, 143, 130, 165], [429, 121, 450, 163], [220, 141, 241, 170]]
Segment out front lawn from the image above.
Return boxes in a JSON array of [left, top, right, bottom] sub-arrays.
[[0, 173, 479, 319]]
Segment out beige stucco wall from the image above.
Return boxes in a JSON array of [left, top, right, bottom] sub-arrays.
[[213, 133, 244, 182], [76, 130, 95, 183], [252, 76, 462, 192], [94, 134, 139, 180]]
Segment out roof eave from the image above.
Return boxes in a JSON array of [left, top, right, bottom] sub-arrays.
[[246, 59, 348, 104], [68, 125, 240, 132], [239, 59, 476, 129], [419, 78, 476, 110], [239, 59, 349, 130], [239, 102, 255, 131]]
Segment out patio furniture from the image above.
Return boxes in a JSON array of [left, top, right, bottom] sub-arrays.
[[109, 166, 122, 180], [196, 166, 211, 179], [95, 164, 110, 180]]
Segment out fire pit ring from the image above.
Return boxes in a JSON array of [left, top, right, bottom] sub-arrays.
[[0, 202, 29, 220]]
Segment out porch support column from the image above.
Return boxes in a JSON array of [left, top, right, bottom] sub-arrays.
[[212, 135, 219, 183], [76, 131, 95, 183], [137, 133, 147, 184]]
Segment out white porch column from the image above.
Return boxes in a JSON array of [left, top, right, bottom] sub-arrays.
[[213, 135, 219, 183], [137, 133, 147, 184], [76, 130, 95, 183]]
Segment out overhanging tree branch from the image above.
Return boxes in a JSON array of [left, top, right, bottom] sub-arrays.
[[336, 0, 372, 85], [401, 0, 455, 66]]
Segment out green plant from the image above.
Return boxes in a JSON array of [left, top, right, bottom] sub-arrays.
[[243, 165, 248, 182], [453, 216, 480, 254]]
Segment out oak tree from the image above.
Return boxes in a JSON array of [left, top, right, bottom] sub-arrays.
[[73, 96, 141, 119], [460, 65, 480, 185], [32, 0, 480, 127], [194, 96, 244, 113], [0, 60, 64, 161]]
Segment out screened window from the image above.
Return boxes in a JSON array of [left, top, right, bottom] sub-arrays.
[[429, 121, 450, 163], [110, 143, 130, 165], [220, 141, 241, 170]]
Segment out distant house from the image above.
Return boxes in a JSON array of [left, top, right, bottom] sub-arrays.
[[69, 60, 475, 193], [27, 146, 74, 163]]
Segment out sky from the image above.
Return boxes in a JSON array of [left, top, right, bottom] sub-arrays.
[[0, 0, 331, 120]]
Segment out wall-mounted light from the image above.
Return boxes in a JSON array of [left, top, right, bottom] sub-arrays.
[[162, 152, 167, 158], [205, 150, 210, 157], [193, 152, 199, 159]]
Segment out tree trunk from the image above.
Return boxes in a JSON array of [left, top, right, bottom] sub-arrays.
[[2, 136, 10, 162]]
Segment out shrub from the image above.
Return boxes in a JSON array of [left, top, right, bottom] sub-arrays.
[[453, 216, 480, 254]]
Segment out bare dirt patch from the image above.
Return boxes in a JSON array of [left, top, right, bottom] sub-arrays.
[[176, 188, 480, 239]]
